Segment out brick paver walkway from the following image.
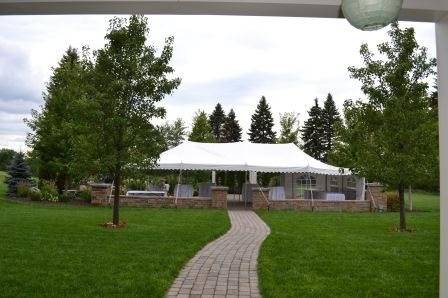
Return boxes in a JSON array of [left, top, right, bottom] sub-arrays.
[[167, 209, 270, 298]]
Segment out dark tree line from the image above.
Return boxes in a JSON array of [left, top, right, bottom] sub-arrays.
[[301, 93, 341, 162]]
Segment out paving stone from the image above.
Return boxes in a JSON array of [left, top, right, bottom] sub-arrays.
[[166, 209, 270, 297]]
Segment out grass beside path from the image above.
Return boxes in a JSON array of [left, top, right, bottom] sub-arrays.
[[0, 172, 230, 297], [258, 193, 440, 298]]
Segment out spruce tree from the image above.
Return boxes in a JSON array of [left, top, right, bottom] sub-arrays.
[[301, 98, 325, 161], [6, 152, 31, 196], [248, 96, 276, 143], [209, 103, 226, 142], [222, 109, 242, 143], [322, 93, 342, 162]]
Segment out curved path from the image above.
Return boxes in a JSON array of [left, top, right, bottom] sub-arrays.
[[167, 209, 270, 298]]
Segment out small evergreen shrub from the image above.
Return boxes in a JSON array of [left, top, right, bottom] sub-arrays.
[[29, 188, 42, 201], [40, 180, 59, 202], [6, 152, 31, 196], [386, 192, 400, 212], [16, 182, 30, 198]]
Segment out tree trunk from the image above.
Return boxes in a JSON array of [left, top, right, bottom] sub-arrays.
[[112, 171, 121, 225], [408, 185, 413, 212], [398, 183, 406, 232]]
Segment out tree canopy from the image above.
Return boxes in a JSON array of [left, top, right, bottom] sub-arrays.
[[322, 93, 341, 162], [333, 23, 437, 231], [0, 148, 16, 171], [277, 112, 300, 145], [158, 118, 187, 150], [189, 110, 216, 143], [248, 96, 276, 143]]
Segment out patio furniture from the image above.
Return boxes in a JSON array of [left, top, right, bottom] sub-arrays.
[[126, 190, 166, 197], [174, 184, 194, 198], [198, 182, 215, 197], [269, 186, 285, 200]]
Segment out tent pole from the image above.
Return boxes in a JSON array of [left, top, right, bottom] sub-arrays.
[[175, 168, 182, 207], [308, 172, 315, 212]]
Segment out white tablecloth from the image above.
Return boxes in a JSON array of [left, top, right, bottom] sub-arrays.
[[324, 193, 346, 201]]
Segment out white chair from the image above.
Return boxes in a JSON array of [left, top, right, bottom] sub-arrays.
[[269, 186, 286, 200], [174, 184, 194, 198]]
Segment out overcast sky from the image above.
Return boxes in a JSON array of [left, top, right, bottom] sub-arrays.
[[0, 15, 437, 151]]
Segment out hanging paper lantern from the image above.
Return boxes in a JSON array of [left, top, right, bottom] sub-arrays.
[[342, 0, 404, 31]]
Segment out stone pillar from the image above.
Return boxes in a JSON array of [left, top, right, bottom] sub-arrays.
[[366, 183, 386, 211], [252, 187, 270, 210], [211, 186, 228, 209], [436, 14, 448, 297], [90, 183, 112, 205]]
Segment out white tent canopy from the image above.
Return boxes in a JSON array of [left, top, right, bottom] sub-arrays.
[[157, 141, 350, 176]]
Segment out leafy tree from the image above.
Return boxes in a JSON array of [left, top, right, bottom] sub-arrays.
[[301, 98, 325, 161], [26, 47, 87, 192], [0, 148, 16, 171], [6, 152, 31, 195], [278, 112, 300, 145], [79, 16, 180, 225], [336, 23, 437, 231], [221, 109, 242, 143], [209, 103, 226, 142], [322, 93, 342, 162], [189, 110, 215, 142], [158, 118, 187, 150], [248, 96, 276, 143]]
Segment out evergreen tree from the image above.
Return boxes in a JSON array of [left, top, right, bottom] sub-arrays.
[[222, 109, 242, 143], [6, 152, 31, 196], [189, 110, 216, 142], [301, 98, 325, 161], [209, 103, 226, 142], [248, 96, 276, 143], [278, 112, 300, 145], [322, 93, 342, 162]]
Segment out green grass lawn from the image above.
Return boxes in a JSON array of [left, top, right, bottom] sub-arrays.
[[258, 193, 440, 298], [0, 172, 230, 297]]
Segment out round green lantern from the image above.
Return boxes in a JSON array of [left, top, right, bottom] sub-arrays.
[[342, 0, 404, 31]]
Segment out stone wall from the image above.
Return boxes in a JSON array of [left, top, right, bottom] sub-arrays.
[[254, 197, 371, 212], [366, 183, 387, 211], [252, 188, 270, 210], [90, 183, 227, 209]]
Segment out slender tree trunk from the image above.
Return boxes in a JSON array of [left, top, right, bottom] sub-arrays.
[[408, 185, 413, 212], [398, 183, 406, 232], [112, 170, 121, 225]]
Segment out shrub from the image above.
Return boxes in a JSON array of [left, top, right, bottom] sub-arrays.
[[386, 192, 400, 212], [59, 192, 70, 203], [78, 189, 92, 203], [16, 182, 30, 198], [29, 187, 42, 201], [40, 180, 59, 202]]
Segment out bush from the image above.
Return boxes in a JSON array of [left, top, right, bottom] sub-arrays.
[[40, 180, 59, 202], [59, 192, 70, 203], [16, 182, 30, 198], [78, 189, 92, 203], [386, 192, 400, 212], [29, 187, 42, 201]]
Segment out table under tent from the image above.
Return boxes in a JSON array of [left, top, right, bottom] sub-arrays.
[[155, 141, 366, 207]]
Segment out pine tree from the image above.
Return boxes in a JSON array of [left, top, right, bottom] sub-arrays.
[[209, 103, 226, 142], [189, 110, 216, 142], [322, 93, 341, 162], [278, 112, 300, 145], [301, 98, 325, 161], [222, 109, 242, 143], [6, 152, 31, 196], [248, 96, 276, 143]]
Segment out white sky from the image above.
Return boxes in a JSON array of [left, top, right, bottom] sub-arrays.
[[0, 15, 437, 151]]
